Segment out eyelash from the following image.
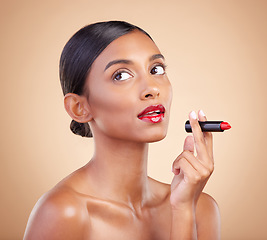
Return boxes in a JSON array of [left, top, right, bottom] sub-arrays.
[[151, 63, 168, 74], [112, 69, 133, 81], [112, 63, 167, 82]]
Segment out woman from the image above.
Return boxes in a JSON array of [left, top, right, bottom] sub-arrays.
[[24, 21, 220, 239]]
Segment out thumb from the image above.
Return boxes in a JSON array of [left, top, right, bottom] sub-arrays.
[[183, 135, 194, 153]]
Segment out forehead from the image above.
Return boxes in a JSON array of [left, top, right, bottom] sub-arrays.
[[91, 30, 161, 69]]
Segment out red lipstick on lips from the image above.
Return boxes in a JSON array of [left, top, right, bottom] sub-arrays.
[[138, 104, 165, 123]]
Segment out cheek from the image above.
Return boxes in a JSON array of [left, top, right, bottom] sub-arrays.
[[162, 79, 173, 108], [168, 84, 173, 106], [91, 95, 125, 118], [90, 87, 132, 113], [88, 87, 137, 134]]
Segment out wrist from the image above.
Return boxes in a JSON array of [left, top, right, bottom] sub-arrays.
[[170, 203, 197, 240], [171, 205, 196, 222], [171, 201, 196, 213]]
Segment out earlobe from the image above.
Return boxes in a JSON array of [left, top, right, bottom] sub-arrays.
[[64, 93, 93, 123]]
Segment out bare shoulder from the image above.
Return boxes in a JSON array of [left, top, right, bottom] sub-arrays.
[[196, 192, 220, 219], [196, 192, 221, 239], [148, 177, 171, 202], [23, 185, 90, 240]]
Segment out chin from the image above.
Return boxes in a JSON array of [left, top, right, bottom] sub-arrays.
[[134, 121, 169, 143], [142, 130, 168, 143]]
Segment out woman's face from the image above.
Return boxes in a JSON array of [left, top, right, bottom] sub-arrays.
[[85, 30, 172, 143]]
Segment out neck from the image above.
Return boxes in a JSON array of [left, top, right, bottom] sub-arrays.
[[85, 133, 151, 209]]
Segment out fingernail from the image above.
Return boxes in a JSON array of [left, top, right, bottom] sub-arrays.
[[190, 111, 197, 120], [199, 109, 205, 117]]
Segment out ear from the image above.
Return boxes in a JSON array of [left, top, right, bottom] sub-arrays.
[[64, 93, 93, 123]]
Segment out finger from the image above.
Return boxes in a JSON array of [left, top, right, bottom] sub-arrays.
[[182, 150, 214, 178], [198, 110, 213, 160], [183, 136, 194, 154], [172, 158, 201, 183], [173, 151, 211, 177], [171, 171, 184, 192], [189, 111, 209, 161], [198, 109, 207, 122]]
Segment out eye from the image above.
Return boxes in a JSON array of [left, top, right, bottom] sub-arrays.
[[113, 71, 133, 81], [150, 65, 165, 75]]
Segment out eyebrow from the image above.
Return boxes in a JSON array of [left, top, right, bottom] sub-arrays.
[[149, 53, 165, 62], [104, 53, 165, 71], [104, 59, 133, 71]]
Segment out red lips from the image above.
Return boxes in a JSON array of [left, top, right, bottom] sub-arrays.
[[138, 104, 165, 123]]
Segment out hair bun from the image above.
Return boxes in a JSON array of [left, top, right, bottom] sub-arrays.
[[70, 120, 93, 137]]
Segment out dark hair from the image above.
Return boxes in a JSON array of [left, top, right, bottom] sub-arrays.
[[59, 21, 152, 137]]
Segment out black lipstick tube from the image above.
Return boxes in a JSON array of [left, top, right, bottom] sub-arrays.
[[185, 120, 230, 132]]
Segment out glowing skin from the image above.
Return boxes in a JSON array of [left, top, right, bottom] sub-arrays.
[[86, 30, 172, 143], [23, 31, 220, 240]]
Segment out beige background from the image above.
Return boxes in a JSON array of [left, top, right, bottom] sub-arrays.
[[1, 0, 267, 239]]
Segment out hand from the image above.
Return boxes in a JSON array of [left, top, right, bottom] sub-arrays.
[[170, 110, 214, 210]]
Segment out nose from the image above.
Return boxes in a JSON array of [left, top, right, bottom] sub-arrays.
[[140, 79, 160, 100]]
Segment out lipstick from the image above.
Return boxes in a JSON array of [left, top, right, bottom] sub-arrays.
[[185, 121, 231, 132], [138, 104, 165, 123]]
